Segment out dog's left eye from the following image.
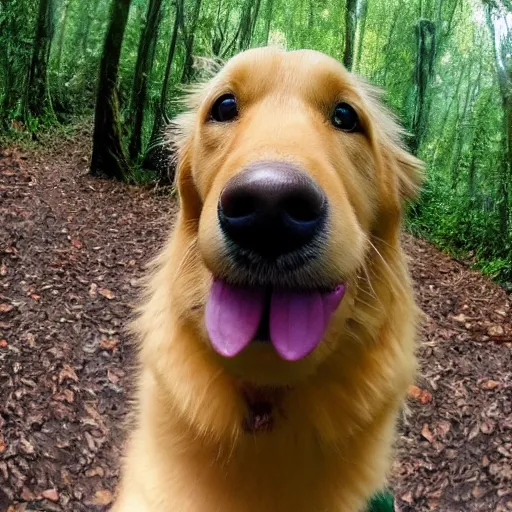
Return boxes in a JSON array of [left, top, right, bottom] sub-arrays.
[[210, 94, 239, 122], [332, 103, 360, 132]]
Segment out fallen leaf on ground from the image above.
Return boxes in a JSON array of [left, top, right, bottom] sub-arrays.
[[99, 287, 114, 299], [480, 420, 496, 435], [41, 488, 59, 502], [53, 389, 74, 403], [453, 313, 470, 323], [107, 368, 120, 384], [58, 364, 79, 384], [89, 282, 98, 297], [0, 303, 13, 313], [91, 489, 113, 506], [100, 337, 120, 351], [488, 325, 505, 336], [21, 487, 36, 501], [434, 420, 451, 438], [407, 385, 433, 404], [85, 467, 105, 478], [421, 424, 435, 443], [480, 380, 500, 390], [19, 437, 35, 454]]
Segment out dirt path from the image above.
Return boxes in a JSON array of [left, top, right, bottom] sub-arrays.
[[1, 135, 511, 512]]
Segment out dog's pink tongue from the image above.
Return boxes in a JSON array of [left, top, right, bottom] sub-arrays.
[[206, 280, 345, 361], [270, 285, 345, 361], [205, 280, 265, 357]]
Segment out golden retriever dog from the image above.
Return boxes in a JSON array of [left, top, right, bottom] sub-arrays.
[[112, 47, 423, 512]]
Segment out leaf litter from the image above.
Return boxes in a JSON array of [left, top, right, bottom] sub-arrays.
[[0, 134, 510, 511]]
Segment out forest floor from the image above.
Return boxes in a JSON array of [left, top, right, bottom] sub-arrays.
[[0, 132, 511, 512]]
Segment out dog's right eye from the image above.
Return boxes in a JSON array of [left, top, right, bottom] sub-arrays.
[[332, 103, 360, 132], [210, 94, 239, 122]]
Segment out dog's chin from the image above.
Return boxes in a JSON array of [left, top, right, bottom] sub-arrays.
[[213, 343, 323, 387]]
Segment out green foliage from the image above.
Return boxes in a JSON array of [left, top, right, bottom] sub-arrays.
[[126, 164, 159, 185], [366, 491, 395, 512], [408, 182, 512, 282], [1, 0, 511, 283]]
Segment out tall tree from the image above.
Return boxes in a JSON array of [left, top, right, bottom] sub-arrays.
[[53, 0, 70, 75], [81, 0, 102, 57], [353, 0, 369, 73], [90, 0, 133, 180], [430, 62, 467, 170], [410, 0, 460, 153], [343, 0, 358, 70], [128, 0, 165, 160], [450, 58, 481, 188], [264, 0, 275, 44], [381, 3, 402, 85], [179, 0, 204, 83], [485, 1, 511, 236], [143, 0, 182, 177], [410, 19, 436, 153], [211, 0, 238, 56], [237, 0, 263, 51], [1, 2, 19, 125], [22, 0, 56, 120]]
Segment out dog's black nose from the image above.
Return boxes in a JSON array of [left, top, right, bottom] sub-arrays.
[[218, 162, 327, 257]]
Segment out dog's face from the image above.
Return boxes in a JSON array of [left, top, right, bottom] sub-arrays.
[[173, 48, 421, 386]]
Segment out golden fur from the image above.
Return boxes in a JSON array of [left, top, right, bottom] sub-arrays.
[[112, 47, 423, 512]]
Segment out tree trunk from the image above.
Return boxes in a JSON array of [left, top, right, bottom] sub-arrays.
[[430, 62, 466, 170], [212, 0, 226, 55], [308, 0, 314, 32], [264, 0, 275, 44], [467, 95, 493, 202], [410, 19, 436, 154], [485, 4, 511, 237], [158, 0, 181, 123], [450, 64, 477, 189], [22, 0, 56, 120], [343, 0, 357, 70], [1, 6, 18, 126], [128, 0, 164, 160], [408, 0, 458, 153], [54, 0, 70, 76], [353, 0, 368, 73], [179, 0, 203, 83], [248, 0, 263, 45], [237, 0, 262, 51], [82, 0, 102, 56], [90, 0, 133, 180], [382, 4, 401, 85], [143, 0, 182, 178]]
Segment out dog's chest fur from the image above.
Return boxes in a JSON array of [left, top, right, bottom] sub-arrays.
[[119, 379, 394, 512]]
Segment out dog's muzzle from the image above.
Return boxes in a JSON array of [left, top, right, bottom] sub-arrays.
[[218, 161, 327, 259]]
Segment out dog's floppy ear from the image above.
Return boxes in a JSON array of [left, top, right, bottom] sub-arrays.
[[168, 90, 205, 223], [360, 81, 424, 202], [168, 77, 222, 223], [169, 114, 201, 223], [388, 140, 424, 201]]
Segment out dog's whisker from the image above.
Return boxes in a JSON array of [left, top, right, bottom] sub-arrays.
[[366, 239, 408, 297], [357, 263, 379, 302], [353, 296, 383, 314]]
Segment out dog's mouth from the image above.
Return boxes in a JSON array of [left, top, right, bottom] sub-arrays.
[[205, 280, 345, 361]]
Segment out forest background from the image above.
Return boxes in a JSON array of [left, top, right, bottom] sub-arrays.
[[1, 0, 511, 284]]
